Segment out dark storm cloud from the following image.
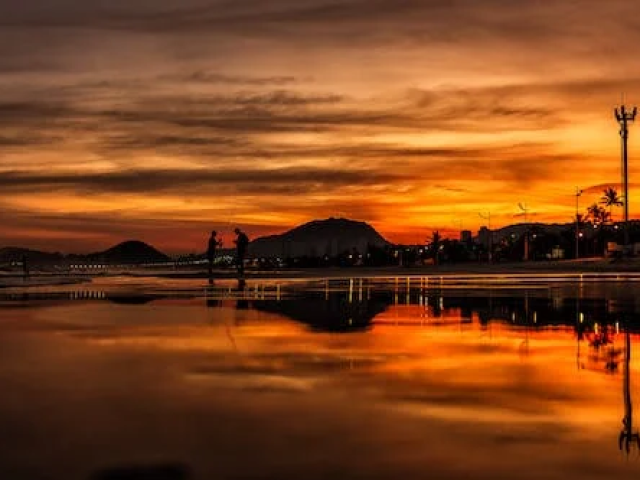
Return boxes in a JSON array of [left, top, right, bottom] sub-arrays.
[[3, 0, 637, 46], [92, 87, 559, 146], [42, 74, 302, 98], [0, 141, 581, 197], [0, 82, 565, 162], [161, 72, 300, 86], [0, 101, 75, 123], [0, 93, 567, 178], [0, 204, 211, 236], [103, 133, 246, 151], [0, 167, 414, 195], [0, 78, 579, 191], [0, 134, 62, 146]]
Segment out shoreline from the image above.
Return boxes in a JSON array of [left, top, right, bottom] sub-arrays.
[[3, 257, 640, 287], [128, 257, 640, 278]]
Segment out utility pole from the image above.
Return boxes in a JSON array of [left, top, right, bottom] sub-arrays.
[[615, 104, 637, 253], [575, 187, 583, 259]]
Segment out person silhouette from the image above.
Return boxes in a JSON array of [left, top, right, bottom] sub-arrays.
[[206, 230, 222, 284], [233, 228, 249, 278]]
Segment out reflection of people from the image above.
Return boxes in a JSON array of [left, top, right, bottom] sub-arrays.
[[233, 228, 249, 278], [206, 230, 223, 284]]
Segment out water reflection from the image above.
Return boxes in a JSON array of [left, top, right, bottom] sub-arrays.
[[2, 277, 640, 479], [5, 280, 640, 335]]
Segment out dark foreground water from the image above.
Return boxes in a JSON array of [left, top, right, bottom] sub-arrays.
[[1, 274, 639, 480]]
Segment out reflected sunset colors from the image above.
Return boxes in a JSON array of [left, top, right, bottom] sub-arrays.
[[0, 276, 639, 478]]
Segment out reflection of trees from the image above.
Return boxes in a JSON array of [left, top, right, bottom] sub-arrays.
[[201, 283, 640, 341], [619, 324, 640, 454], [439, 292, 640, 334], [576, 320, 621, 374]]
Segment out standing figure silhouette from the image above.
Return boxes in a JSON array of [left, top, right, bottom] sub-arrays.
[[233, 228, 249, 279]]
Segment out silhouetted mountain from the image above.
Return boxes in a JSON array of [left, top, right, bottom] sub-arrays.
[[249, 217, 389, 258], [88, 241, 170, 265], [0, 247, 64, 265]]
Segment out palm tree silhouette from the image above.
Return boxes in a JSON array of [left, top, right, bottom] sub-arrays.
[[619, 325, 640, 454], [586, 204, 610, 255], [587, 203, 610, 225], [600, 187, 624, 222]]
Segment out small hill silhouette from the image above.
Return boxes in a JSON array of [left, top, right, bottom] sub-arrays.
[[250, 217, 389, 258], [89, 240, 170, 265]]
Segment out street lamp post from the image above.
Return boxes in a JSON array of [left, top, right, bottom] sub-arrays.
[[615, 104, 637, 253], [575, 187, 583, 259]]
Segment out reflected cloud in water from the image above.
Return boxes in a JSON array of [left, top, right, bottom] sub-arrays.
[[1, 276, 640, 479]]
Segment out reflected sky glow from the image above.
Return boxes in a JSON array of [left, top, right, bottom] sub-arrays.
[[0, 277, 639, 478]]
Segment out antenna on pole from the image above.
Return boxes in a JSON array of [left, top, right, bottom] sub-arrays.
[[517, 203, 531, 261], [517, 202, 529, 224], [614, 102, 637, 253]]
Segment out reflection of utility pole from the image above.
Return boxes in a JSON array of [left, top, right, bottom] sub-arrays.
[[479, 211, 492, 262], [575, 295, 583, 370], [575, 187, 583, 259], [520, 291, 530, 356], [619, 324, 640, 453], [615, 104, 636, 252]]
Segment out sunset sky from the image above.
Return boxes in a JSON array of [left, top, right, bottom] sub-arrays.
[[2, 0, 640, 253]]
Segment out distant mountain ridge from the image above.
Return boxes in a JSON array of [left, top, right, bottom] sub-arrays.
[[0, 241, 170, 266], [249, 217, 389, 258], [3, 217, 601, 266], [1, 219, 389, 265]]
